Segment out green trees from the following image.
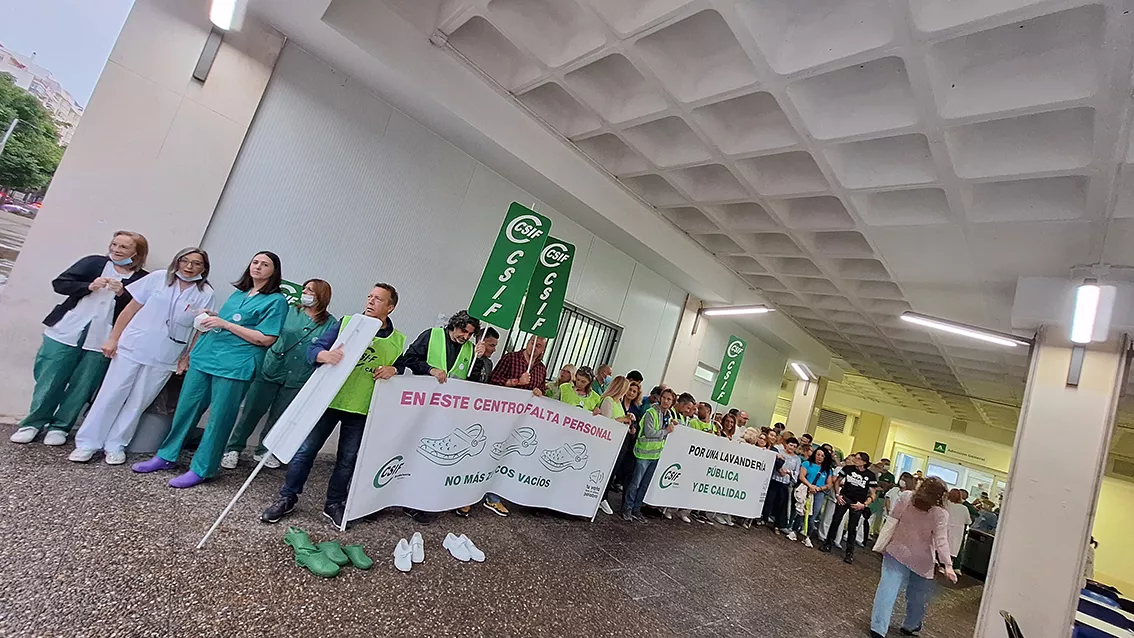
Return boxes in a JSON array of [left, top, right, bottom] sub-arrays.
[[0, 74, 63, 191]]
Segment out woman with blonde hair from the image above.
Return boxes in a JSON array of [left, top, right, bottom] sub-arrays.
[[944, 488, 972, 569], [870, 477, 957, 638], [544, 364, 576, 402], [594, 376, 635, 515], [11, 230, 149, 446], [69, 247, 213, 464]]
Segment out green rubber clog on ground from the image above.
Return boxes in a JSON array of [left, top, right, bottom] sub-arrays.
[[318, 541, 350, 567], [284, 527, 340, 578], [343, 544, 374, 570]]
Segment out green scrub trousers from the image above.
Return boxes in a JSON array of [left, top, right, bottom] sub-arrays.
[[225, 380, 300, 456], [21, 333, 110, 433], [157, 368, 249, 478]]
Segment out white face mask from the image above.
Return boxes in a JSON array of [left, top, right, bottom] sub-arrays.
[[176, 272, 202, 282], [300, 294, 316, 307]]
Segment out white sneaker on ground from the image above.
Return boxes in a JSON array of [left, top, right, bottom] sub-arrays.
[[410, 531, 424, 564], [662, 508, 673, 520], [786, 531, 798, 541], [105, 450, 126, 465], [679, 513, 692, 523], [459, 534, 485, 562], [394, 539, 413, 572], [803, 537, 814, 548], [443, 533, 471, 562], [599, 499, 613, 515], [68, 447, 97, 463], [43, 430, 68, 446], [220, 451, 239, 470], [9, 427, 38, 444], [253, 452, 281, 469]]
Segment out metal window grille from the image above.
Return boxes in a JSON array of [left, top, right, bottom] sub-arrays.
[[503, 302, 621, 381]]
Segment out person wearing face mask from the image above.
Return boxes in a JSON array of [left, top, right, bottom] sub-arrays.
[[68, 247, 211, 465], [221, 279, 336, 471], [592, 363, 613, 394], [11, 231, 150, 446], [132, 252, 289, 489], [559, 366, 602, 412]]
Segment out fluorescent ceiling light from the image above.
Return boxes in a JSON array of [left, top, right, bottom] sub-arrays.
[[899, 312, 1031, 348], [1071, 283, 1101, 344], [702, 305, 774, 317], [790, 362, 814, 380], [210, 0, 240, 30]]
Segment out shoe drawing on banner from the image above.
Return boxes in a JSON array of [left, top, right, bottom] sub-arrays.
[[490, 426, 538, 460], [539, 442, 588, 472], [417, 423, 487, 466], [588, 469, 605, 485]]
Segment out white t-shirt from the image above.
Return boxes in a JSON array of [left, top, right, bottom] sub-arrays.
[[944, 501, 972, 557], [44, 261, 127, 351], [116, 272, 215, 371]]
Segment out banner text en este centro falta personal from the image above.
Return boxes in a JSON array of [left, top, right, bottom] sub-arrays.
[[398, 390, 614, 442]]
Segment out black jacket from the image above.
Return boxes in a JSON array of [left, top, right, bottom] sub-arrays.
[[43, 255, 147, 327], [394, 328, 464, 376]]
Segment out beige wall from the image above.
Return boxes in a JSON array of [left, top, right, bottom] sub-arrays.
[[0, 0, 283, 419]]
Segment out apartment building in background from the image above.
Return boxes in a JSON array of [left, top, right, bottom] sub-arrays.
[[0, 44, 83, 146]]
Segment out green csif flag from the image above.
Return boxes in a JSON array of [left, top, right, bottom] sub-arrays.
[[518, 238, 575, 338], [468, 203, 551, 328], [278, 280, 303, 305], [711, 335, 747, 405]]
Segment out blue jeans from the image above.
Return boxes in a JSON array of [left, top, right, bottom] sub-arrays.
[[871, 554, 934, 634], [810, 491, 827, 535], [622, 458, 658, 514], [280, 408, 366, 507]]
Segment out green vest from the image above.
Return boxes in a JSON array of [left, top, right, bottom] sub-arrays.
[[601, 396, 626, 420], [559, 383, 601, 411], [327, 316, 406, 415], [633, 406, 671, 460], [689, 418, 714, 432], [425, 327, 473, 380]]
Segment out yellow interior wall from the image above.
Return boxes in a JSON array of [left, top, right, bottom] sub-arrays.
[[886, 422, 1013, 473], [813, 425, 855, 458], [1092, 477, 1134, 593]]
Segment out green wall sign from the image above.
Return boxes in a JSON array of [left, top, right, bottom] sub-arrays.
[[711, 335, 747, 405], [934, 442, 948, 454], [468, 203, 551, 328], [518, 238, 574, 338]]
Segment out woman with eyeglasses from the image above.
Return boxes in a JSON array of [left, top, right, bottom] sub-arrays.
[[133, 251, 289, 488], [10, 231, 149, 447], [221, 279, 335, 470], [69, 248, 214, 465]]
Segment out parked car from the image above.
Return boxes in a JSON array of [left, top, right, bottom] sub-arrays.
[[1, 203, 35, 218]]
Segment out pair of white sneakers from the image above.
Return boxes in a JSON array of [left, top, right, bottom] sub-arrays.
[[393, 532, 485, 572]]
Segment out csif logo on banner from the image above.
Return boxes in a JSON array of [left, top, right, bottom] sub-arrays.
[[659, 463, 682, 489], [468, 203, 552, 328], [518, 237, 575, 338], [711, 336, 747, 405], [373, 455, 410, 488]]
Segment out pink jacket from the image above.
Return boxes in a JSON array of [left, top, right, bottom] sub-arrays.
[[886, 491, 953, 579]]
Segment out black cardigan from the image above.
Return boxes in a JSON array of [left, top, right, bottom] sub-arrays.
[[43, 255, 148, 327]]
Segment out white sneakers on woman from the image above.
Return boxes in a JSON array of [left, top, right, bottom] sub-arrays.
[[220, 451, 239, 470], [68, 448, 127, 464], [43, 430, 68, 446], [9, 427, 38, 444]]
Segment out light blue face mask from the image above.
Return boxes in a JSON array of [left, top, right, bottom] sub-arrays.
[[604, 375, 613, 385], [110, 255, 133, 266], [176, 272, 202, 282]]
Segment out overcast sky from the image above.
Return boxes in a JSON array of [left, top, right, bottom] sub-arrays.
[[0, 0, 136, 105]]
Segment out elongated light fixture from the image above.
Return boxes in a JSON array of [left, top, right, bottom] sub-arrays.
[[899, 311, 1031, 348], [1071, 282, 1101, 344], [210, 0, 241, 30], [790, 361, 814, 380], [701, 304, 774, 317]]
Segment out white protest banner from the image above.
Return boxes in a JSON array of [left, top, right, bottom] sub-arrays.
[[643, 427, 777, 518], [343, 376, 627, 521]]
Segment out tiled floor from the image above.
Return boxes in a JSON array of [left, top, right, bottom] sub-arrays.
[[0, 439, 983, 637]]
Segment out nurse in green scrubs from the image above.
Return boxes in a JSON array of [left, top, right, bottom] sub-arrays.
[[133, 252, 289, 488], [558, 365, 602, 412], [221, 278, 335, 471]]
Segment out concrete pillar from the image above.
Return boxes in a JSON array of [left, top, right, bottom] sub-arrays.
[[662, 294, 703, 391], [852, 411, 891, 461], [0, 0, 283, 419], [784, 377, 826, 436], [975, 332, 1127, 637]]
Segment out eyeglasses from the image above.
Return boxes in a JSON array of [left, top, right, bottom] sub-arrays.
[[179, 258, 206, 268]]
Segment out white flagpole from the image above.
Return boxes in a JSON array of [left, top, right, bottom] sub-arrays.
[[196, 455, 269, 549]]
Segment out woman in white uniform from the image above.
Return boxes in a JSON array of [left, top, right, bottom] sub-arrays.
[[69, 248, 215, 464], [9, 231, 149, 446]]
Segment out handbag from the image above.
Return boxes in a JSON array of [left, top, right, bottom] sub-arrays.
[[873, 514, 899, 553]]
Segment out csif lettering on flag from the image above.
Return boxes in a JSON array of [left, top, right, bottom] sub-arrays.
[[711, 335, 747, 404], [517, 238, 575, 337], [467, 203, 552, 328]]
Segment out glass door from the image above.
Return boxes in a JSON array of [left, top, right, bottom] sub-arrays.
[[964, 469, 995, 499], [894, 450, 924, 478]]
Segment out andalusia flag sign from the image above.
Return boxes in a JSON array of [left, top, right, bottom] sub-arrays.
[[518, 238, 575, 338], [468, 203, 551, 328], [711, 335, 747, 404]]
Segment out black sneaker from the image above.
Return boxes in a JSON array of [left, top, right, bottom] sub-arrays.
[[405, 509, 434, 525], [844, 554, 855, 564], [900, 625, 922, 636], [818, 543, 832, 553], [260, 496, 297, 523], [323, 502, 346, 529]]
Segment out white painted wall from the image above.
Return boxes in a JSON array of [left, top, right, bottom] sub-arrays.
[[693, 317, 789, 428], [200, 45, 683, 384], [0, 0, 283, 419]]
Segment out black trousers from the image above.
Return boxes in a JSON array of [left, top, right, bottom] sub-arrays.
[[765, 481, 791, 529], [825, 502, 865, 556]]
